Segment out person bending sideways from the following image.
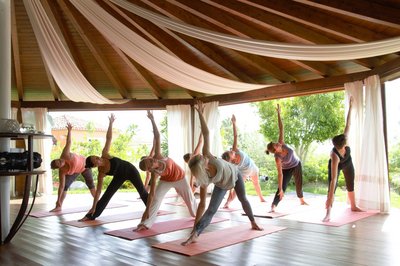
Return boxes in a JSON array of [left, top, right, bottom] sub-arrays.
[[136, 110, 197, 231], [221, 114, 265, 208], [323, 97, 363, 222], [182, 101, 262, 246], [265, 104, 307, 212], [79, 114, 148, 221], [50, 122, 95, 212]]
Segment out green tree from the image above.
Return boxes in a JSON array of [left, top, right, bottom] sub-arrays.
[[256, 91, 345, 162], [160, 113, 168, 156], [389, 141, 400, 175], [110, 124, 137, 161], [220, 117, 235, 151]]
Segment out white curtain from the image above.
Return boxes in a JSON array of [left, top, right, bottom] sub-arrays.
[[357, 76, 390, 212], [345, 75, 390, 212], [344, 81, 364, 178], [166, 102, 220, 194], [21, 108, 53, 195], [111, 0, 400, 61], [166, 102, 221, 174], [166, 105, 191, 171], [23, 0, 126, 104]]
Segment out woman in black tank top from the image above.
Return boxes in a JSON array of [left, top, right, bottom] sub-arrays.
[[323, 97, 363, 222], [79, 114, 148, 221]]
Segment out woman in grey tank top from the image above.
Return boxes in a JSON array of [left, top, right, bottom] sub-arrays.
[[266, 104, 308, 212]]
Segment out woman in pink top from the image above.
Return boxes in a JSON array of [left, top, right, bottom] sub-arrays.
[[137, 111, 197, 230], [50, 122, 95, 212]]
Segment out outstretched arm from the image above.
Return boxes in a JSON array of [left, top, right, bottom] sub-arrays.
[[147, 110, 162, 159], [326, 153, 339, 208], [276, 104, 284, 144], [192, 132, 203, 156], [344, 96, 353, 137], [149, 137, 156, 157], [231, 114, 238, 152], [194, 101, 212, 157], [60, 122, 73, 159], [102, 114, 116, 158]]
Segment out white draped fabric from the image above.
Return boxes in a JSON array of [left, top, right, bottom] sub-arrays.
[[345, 75, 390, 212], [70, 0, 268, 95], [111, 0, 400, 61], [23, 0, 125, 104], [21, 108, 53, 195]]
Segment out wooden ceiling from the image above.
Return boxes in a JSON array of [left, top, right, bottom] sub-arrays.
[[10, 0, 400, 111]]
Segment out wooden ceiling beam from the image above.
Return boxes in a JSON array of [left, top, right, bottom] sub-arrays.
[[11, 2, 24, 101], [295, 0, 400, 30], [208, 0, 373, 75], [109, 42, 164, 99], [241, 0, 389, 42], [206, 56, 400, 105], [139, 0, 260, 83], [13, 56, 400, 111], [146, 0, 294, 82], [106, 0, 239, 95], [58, 0, 130, 99]]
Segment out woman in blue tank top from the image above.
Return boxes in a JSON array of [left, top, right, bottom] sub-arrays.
[[266, 104, 307, 212]]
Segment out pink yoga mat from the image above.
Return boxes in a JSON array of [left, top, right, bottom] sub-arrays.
[[105, 216, 229, 240], [244, 198, 322, 218], [29, 203, 127, 218], [153, 224, 286, 256], [165, 201, 186, 206], [218, 207, 240, 212], [282, 207, 379, 226], [62, 210, 175, 228]]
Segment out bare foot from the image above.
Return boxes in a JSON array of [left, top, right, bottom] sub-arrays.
[[251, 221, 263, 231], [322, 215, 330, 222], [300, 199, 308, 205], [223, 201, 231, 209], [260, 198, 266, 203], [351, 206, 363, 212], [78, 213, 94, 222], [135, 224, 148, 231], [269, 205, 276, 213], [181, 231, 199, 246], [78, 216, 91, 222], [50, 206, 61, 212]]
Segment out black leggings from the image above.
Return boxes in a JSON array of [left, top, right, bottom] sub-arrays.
[[272, 162, 304, 206], [328, 161, 355, 193], [87, 164, 148, 220]]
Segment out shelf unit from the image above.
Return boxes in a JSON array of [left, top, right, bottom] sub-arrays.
[[0, 132, 53, 244]]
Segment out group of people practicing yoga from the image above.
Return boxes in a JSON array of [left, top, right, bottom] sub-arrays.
[[50, 98, 362, 245]]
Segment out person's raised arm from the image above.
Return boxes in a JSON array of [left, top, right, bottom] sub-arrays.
[[102, 114, 115, 158], [277, 104, 284, 144], [192, 132, 203, 156], [231, 114, 238, 152], [344, 96, 353, 137], [149, 137, 155, 157], [60, 122, 73, 159], [194, 101, 211, 157], [147, 110, 162, 159]]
